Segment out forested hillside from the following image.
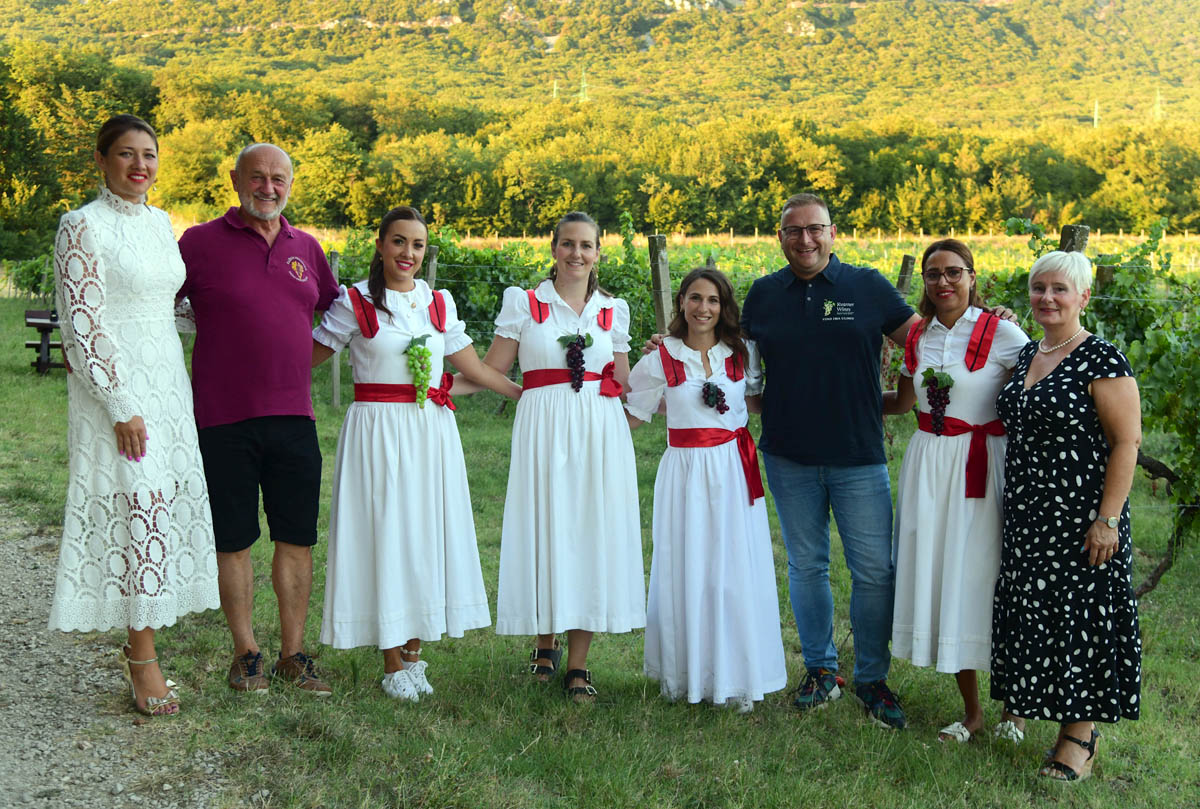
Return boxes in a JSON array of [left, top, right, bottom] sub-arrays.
[[2, 0, 1197, 257]]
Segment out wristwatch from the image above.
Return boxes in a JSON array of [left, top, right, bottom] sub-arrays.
[[1098, 515, 1119, 528]]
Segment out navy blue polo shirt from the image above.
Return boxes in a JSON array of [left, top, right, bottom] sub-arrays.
[[741, 254, 913, 466]]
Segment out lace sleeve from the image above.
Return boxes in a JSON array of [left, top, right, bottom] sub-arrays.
[[54, 212, 138, 424]]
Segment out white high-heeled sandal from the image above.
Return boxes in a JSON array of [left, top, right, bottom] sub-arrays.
[[117, 646, 179, 716]]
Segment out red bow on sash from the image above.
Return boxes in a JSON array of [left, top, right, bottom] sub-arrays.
[[353, 372, 457, 411], [917, 412, 1004, 498], [668, 426, 764, 505], [521, 363, 622, 397]]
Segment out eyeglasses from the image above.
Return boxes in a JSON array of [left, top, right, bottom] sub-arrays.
[[922, 267, 974, 283], [780, 224, 832, 239]]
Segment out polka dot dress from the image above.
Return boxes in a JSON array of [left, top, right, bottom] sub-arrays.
[[991, 336, 1141, 723]]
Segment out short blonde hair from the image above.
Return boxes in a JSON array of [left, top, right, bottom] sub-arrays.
[[1028, 250, 1093, 294]]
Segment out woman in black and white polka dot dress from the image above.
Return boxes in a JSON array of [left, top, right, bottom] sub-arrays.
[[992, 250, 1142, 782]]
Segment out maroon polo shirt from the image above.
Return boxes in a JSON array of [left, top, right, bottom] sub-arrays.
[[178, 208, 338, 429]]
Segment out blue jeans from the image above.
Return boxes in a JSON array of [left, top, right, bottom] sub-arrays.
[[762, 453, 895, 684]]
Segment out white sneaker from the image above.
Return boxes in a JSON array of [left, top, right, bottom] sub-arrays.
[[381, 669, 419, 702], [404, 660, 433, 696]]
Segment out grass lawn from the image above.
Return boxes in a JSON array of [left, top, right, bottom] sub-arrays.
[[3, 296, 1198, 808]]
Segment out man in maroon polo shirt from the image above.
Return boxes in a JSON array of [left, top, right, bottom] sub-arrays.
[[178, 143, 339, 695]]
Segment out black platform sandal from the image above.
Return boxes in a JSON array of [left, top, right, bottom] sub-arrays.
[[1039, 727, 1099, 782], [529, 640, 562, 682], [563, 668, 598, 703]]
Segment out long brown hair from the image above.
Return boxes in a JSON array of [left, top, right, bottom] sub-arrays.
[[367, 206, 428, 319], [667, 267, 749, 366], [918, 238, 979, 323], [547, 211, 610, 300]]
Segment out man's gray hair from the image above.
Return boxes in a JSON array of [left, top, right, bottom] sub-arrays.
[[234, 142, 293, 175]]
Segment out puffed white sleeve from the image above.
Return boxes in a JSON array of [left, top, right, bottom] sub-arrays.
[[991, 319, 1029, 370], [744, 339, 764, 396], [610, 296, 632, 354], [624, 348, 666, 424], [312, 285, 359, 352], [440, 289, 473, 355], [494, 286, 528, 341], [53, 211, 138, 424]]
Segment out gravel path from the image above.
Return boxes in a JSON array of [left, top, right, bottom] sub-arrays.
[[0, 509, 235, 809]]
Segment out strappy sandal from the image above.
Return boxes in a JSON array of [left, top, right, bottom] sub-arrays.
[[563, 668, 598, 703], [529, 640, 562, 683], [1039, 728, 1099, 782], [118, 645, 180, 717]]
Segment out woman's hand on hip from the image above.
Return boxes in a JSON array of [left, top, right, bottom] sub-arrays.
[[113, 416, 148, 461]]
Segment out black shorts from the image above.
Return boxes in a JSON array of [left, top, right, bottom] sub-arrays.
[[198, 416, 322, 553]]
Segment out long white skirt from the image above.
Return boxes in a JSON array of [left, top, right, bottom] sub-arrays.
[[495, 383, 645, 635], [644, 443, 787, 704], [891, 430, 1006, 673], [320, 401, 491, 649]]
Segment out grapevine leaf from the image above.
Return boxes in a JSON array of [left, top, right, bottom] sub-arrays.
[[921, 367, 954, 389], [408, 335, 430, 350]]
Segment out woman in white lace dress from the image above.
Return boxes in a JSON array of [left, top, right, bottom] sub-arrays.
[[48, 115, 220, 716]]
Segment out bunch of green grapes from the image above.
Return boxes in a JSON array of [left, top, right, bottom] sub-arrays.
[[407, 335, 432, 408]]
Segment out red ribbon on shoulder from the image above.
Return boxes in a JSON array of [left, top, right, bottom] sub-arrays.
[[348, 287, 380, 338]]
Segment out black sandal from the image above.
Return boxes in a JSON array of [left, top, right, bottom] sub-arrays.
[[529, 641, 562, 682], [1039, 728, 1099, 782], [563, 668, 597, 703]]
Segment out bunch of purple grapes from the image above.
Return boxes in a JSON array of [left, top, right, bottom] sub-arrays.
[[701, 381, 729, 414], [922, 370, 951, 435], [565, 335, 586, 391]]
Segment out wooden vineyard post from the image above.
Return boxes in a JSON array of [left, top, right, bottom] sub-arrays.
[[880, 254, 916, 424], [648, 234, 673, 333], [425, 244, 439, 289], [328, 250, 341, 409], [896, 254, 916, 295], [1059, 224, 1090, 254]]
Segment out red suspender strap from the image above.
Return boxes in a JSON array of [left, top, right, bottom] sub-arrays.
[[724, 352, 744, 382], [597, 306, 613, 331], [427, 289, 447, 333], [527, 289, 549, 323], [658, 343, 686, 387], [347, 287, 380, 338], [903, 320, 923, 374], [964, 312, 999, 372]]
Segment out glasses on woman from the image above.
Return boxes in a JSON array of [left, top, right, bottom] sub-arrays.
[[922, 267, 973, 283]]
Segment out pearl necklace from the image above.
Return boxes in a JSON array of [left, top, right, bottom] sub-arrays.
[[1039, 326, 1085, 353]]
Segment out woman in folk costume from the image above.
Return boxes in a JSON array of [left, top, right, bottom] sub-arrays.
[[482, 211, 644, 703], [884, 239, 1028, 742], [625, 267, 786, 712], [312, 206, 520, 701]]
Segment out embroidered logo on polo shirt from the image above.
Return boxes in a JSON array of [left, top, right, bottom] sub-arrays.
[[286, 257, 309, 282], [822, 300, 855, 321]]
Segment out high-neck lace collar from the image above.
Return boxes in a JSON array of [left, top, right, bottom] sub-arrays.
[[97, 185, 147, 216]]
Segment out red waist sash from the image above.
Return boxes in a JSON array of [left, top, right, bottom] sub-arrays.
[[354, 372, 456, 410], [521, 362, 622, 397], [917, 412, 1004, 498], [668, 426, 764, 505]]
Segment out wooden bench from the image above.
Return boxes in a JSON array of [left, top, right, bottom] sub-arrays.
[[25, 309, 65, 375]]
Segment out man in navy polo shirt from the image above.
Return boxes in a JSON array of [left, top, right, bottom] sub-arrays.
[[741, 192, 920, 729], [178, 143, 339, 697]]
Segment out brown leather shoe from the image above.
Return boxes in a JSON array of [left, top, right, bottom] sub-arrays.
[[228, 651, 270, 693], [272, 652, 332, 696]]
